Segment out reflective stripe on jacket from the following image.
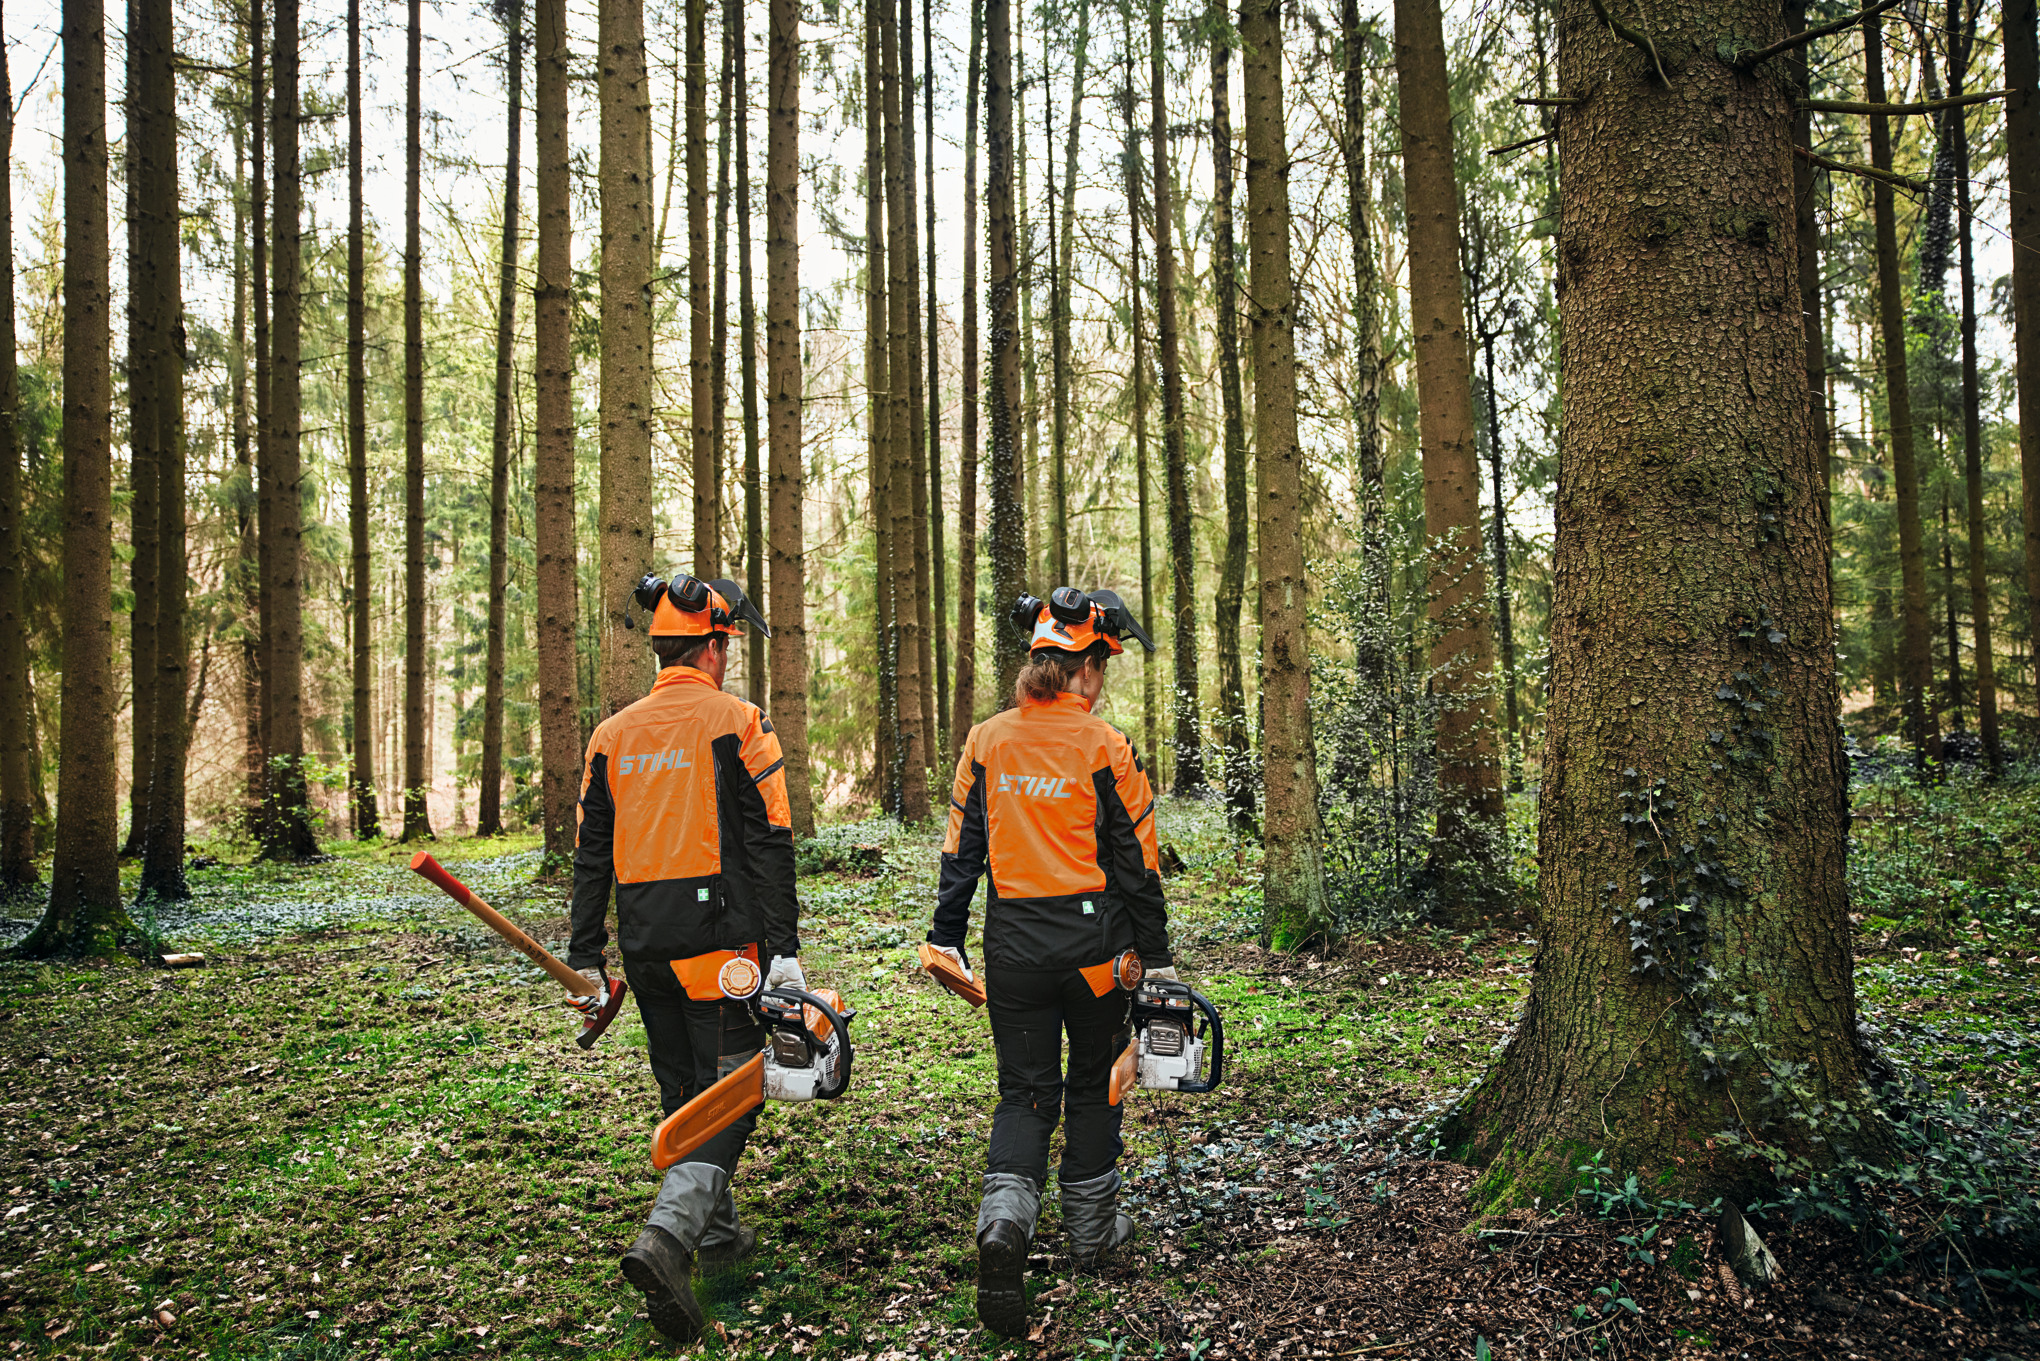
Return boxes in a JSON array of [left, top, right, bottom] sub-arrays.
[[928, 690, 1172, 971], [568, 665, 799, 967]]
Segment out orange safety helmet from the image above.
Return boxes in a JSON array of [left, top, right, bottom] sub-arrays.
[[1011, 586, 1155, 656], [632, 573, 773, 639]]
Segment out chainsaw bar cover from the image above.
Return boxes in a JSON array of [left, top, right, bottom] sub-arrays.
[[651, 1053, 766, 1169], [918, 942, 986, 1007]]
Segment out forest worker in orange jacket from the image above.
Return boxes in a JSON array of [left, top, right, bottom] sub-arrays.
[[925, 586, 1176, 1338], [566, 573, 800, 1343]]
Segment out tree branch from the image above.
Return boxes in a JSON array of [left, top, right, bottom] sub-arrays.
[[1514, 95, 1584, 106], [1794, 144, 1928, 195], [1490, 132, 1557, 158], [1588, 0, 1671, 83], [1797, 88, 2009, 115], [1730, 0, 1903, 70]]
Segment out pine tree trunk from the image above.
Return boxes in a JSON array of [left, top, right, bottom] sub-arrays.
[[1785, 0, 1830, 537], [2010, 0, 2040, 692], [924, 0, 947, 758], [35, 0, 126, 948], [1341, 0, 1385, 683], [1018, 35, 1037, 590], [951, 0, 982, 744], [1208, 11, 1251, 833], [600, 0, 655, 717], [1865, 14, 1937, 772], [711, 0, 735, 621], [986, 0, 1024, 707], [867, 0, 897, 809], [133, 0, 187, 898], [248, 0, 271, 827], [1050, 0, 1091, 588], [690, 0, 717, 577], [737, 0, 765, 707], [1953, 53, 1998, 769], [0, 0, 35, 887], [1242, 0, 1327, 948], [1123, 27, 1158, 769], [402, 0, 435, 839], [124, 0, 161, 864], [1395, 0, 1502, 899], [347, 0, 379, 838], [882, 0, 929, 821], [1440, 0, 1883, 1199], [1150, 0, 1200, 793], [766, 0, 812, 833], [1479, 328, 1523, 791], [479, 0, 523, 838], [265, 0, 316, 858], [901, 0, 936, 769], [534, 0, 578, 870]]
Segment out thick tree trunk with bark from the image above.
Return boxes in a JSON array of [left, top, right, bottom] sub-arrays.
[[402, 0, 435, 840], [766, 0, 812, 834], [0, 0, 34, 887], [951, 0, 982, 745], [601, 0, 656, 717], [1865, 15, 1936, 771], [1123, 32, 1158, 768], [248, 0, 271, 828], [1950, 16, 1997, 770], [987, 0, 1024, 705], [690, 0, 716, 576], [712, 0, 735, 613], [1341, 0, 1385, 676], [2011, 0, 2040, 689], [900, 0, 936, 768], [132, 0, 187, 897], [1441, 0, 1883, 1200], [124, 0, 161, 865], [1394, 0, 1502, 900], [924, 0, 948, 757], [35, 0, 126, 948], [883, 0, 929, 821], [478, 0, 524, 838], [347, 0, 379, 838], [1049, 0, 1091, 588], [534, 0, 579, 868], [1242, 0, 1327, 948], [1209, 13, 1252, 834]]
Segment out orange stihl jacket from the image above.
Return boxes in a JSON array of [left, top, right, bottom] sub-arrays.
[[568, 665, 799, 969], [928, 691, 1171, 972]]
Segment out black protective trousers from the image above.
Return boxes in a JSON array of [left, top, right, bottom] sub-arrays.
[[623, 957, 766, 1173], [986, 966, 1133, 1188]]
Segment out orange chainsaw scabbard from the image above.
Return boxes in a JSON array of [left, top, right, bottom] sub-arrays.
[[1107, 1035, 1138, 1107], [669, 945, 761, 1001], [652, 1053, 766, 1169]]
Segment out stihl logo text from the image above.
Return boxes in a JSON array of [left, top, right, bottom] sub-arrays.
[[618, 748, 693, 775], [998, 773, 1075, 799]]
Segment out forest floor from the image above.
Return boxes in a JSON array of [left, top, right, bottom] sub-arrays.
[[1, 769, 2037, 1361]]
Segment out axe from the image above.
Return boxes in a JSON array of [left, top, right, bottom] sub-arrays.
[[407, 852, 630, 1049]]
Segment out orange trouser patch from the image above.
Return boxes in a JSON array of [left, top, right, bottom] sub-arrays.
[[1078, 960, 1117, 998], [669, 945, 761, 1001]]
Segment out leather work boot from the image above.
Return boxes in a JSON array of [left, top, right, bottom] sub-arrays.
[[975, 1219, 1031, 1339], [620, 1225, 705, 1343], [1061, 1170, 1135, 1271], [697, 1224, 759, 1276]]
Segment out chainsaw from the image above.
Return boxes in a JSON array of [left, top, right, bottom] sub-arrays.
[[1109, 977, 1225, 1104], [652, 956, 855, 1169]]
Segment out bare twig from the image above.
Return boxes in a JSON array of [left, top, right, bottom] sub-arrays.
[[1339, 1325, 1450, 1356], [1588, 0, 1671, 82], [1731, 0, 1903, 69], [1794, 144, 1929, 195], [1490, 131, 1556, 158], [1798, 88, 2009, 115], [1515, 95, 1584, 106]]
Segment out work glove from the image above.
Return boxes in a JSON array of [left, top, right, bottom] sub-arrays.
[[1145, 965, 1180, 983], [927, 944, 974, 982], [565, 967, 610, 1020], [766, 955, 808, 993]]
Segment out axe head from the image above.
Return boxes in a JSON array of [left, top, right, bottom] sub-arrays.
[[575, 974, 631, 1050]]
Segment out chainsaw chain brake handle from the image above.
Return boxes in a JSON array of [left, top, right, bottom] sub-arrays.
[[754, 987, 856, 1100]]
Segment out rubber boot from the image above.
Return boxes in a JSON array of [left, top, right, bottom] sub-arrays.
[[974, 1172, 1040, 1339], [1060, 1170, 1134, 1271], [623, 1161, 724, 1341], [697, 1185, 759, 1278]]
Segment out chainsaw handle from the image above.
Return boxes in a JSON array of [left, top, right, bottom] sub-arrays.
[[758, 987, 855, 1100], [1177, 987, 1225, 1094]]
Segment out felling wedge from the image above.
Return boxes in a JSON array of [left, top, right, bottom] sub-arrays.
[[918, 941, 986, 1007], [407, 852, 631, 1049]]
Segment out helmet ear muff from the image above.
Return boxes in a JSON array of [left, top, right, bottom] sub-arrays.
[[669, 576, 712, 614], [1048, 586, 1092, 628], [627, 574, 669, 630], [1011, 593, 1046, 637]]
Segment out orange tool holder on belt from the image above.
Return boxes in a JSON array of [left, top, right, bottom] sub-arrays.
[[407, 852, 631, 1050], [651, 984, 856, 1169]]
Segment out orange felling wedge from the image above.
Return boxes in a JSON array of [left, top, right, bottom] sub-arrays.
[[917, 942, 987, 1008]]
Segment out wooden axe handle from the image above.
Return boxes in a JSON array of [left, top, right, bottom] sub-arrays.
[[408, 852, 597, 997]]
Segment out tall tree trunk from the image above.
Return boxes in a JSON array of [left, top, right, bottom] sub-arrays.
[[987, 0, 1024, 705], [33, 0, 126, 948], [402, 0, 435, 839], [534, 0, 579, 868], [690, 0, 716, 576], [124, 0, 161, 864], [1441, 0, 1882, 1199], [1018, 29, 1037, 588], [0, 0, 35, 887], [1785, 0, 1830, 538], [902, 0, 936, 768], [1242, 0, 1327, 946], [1050, 0, 1091, 587], [712, 0, 735, 616], [601, 0, 655, 716], [951, 0, 983, 744], [479, 0, 524, 837], [1123, 25, 1157, 768], [882, 0, 930, 820], [133, 0, 187, 898], [925, 0, 948, 758], [1866, 13, 1936, 771], [266, 0, 316, 858], [347, 0, 378, 838], [1941, 488, 1963, 723], [867, 0, 897, 809], [2010, 0, 2040, 693], [738, 0, 765, 707], [1208, 9, 1251, 833], [1478, 324, 1522, 791], [1395, 0, 1502, 899], [1341, 0, 1385, 681], [1953, 56, 1997, 769], [766, 0, 812, 833], [1150, 0, 1201, 793], [248, 0, 271, 828]]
